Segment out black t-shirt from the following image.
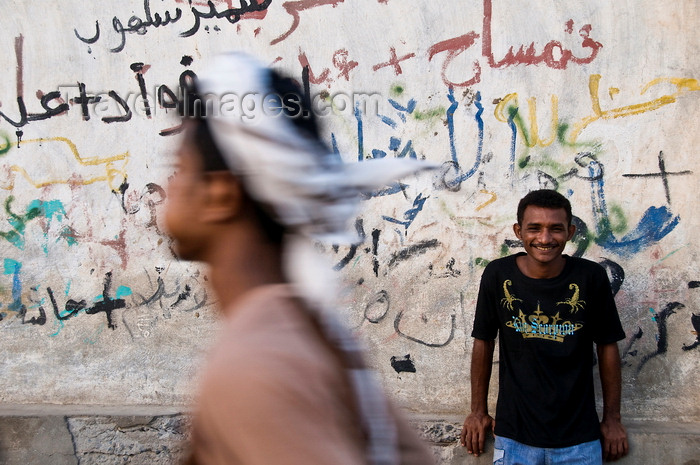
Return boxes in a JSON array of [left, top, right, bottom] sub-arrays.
[[471, 253, 625, 448]]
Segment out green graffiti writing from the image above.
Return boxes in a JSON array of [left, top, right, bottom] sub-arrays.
[[0, 196, 68, 249]]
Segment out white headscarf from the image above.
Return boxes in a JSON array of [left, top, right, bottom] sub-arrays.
[[195, 52, 436, 465], [196, 52, 436, 307]]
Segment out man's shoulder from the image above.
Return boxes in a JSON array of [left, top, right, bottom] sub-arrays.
[[566, 255, 606, 275], [484, 253, 519, 269], [479, 254, 520, 283]]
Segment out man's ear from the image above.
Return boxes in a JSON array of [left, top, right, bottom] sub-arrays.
[[567, 223, 576, 241], [201, 171, 244, 223], [513, 223, 522, 239]]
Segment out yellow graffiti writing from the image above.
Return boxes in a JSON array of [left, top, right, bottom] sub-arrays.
[[475, 190, 497, 211], [0, 137, 129, 191], [495, 75, 699, 146], [571, 74, 700, 143], [495, 93, 559, 147]]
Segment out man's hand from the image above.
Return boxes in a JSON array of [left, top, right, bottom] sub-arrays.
[[597, 342, 628, 462], [600, 416, 628, 461], [460, 412, 495, 457]]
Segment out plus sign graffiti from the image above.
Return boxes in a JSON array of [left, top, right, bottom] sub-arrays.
[[622, 151, 693, 204]]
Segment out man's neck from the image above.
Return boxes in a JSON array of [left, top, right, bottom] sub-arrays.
[[515, 254, 567, 279], [204, 226, 286, 314]]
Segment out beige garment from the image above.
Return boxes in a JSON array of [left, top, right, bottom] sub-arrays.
[[184, 284, 434, 465]]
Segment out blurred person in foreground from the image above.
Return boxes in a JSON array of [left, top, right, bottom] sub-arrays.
[[460, 189, 628, 464], [165, 52, 436, 465]]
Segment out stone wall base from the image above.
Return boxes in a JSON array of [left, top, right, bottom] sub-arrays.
[[1, 407, 698, 465]]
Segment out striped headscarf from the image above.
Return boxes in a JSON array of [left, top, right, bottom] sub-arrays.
[[193, 52, 436, 465]]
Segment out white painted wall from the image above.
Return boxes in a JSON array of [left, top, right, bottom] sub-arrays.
[[0, 0, 698, 424]]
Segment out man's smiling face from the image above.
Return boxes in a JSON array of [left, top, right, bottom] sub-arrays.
[[513, 205, 575, 269]]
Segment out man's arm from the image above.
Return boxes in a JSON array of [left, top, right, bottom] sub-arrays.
[[597, 342, 629, 461], [460, 338, 496, 457]]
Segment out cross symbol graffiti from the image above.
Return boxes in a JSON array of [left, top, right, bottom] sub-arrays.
[[622, 151, 692, 204], [372, 47, 416, 76]]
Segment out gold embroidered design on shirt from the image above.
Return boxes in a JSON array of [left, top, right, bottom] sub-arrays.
[[500, 280, 522, 312], [556, 283, 586, 313], [506, 304, 583, 342]]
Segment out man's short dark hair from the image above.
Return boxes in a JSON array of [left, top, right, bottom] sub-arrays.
[[517, 189, 572, 225]]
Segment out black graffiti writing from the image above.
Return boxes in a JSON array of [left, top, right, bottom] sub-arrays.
[[44, 272, 126, 330], [0, 35, 70, 129], [71, 83, 132, 123], [371, 229, 380, 277], [180, 0, 272, 38], [47, 288, 87, 322], [387, 239, 441, 268], [599, 258, 625, 296], [131, 63, 152, 118], [103, 91, 133, 123], [1, 264, 208, 333], [18, 286, 47, 325], [636, 301, 684, 374], [19, 305, 47, 325], [428, 257, 461, 279], [74, 20, 100, 44], [0, 52, 195, 133], [331, 231, 439, 278], [73, 0, 273, 52], [390, 354, 416, 373], [621, 326, 643, 367], [331, 222, 387, 278], [394, 309, 456, 348], [85, 272, 126, 329], [364, 290, 389, 324], [74, 0, 183, 53], [359, 287, 457, 348], [332, 218, 366, 271], [622, 151, 692, 205], [131, 268, 207, 320], [682, 313, 700, 351], [682, 281, 700, 351], [116, 181, 167, 234], [73, 82, 101, 121], [569, 216, 590, 258]]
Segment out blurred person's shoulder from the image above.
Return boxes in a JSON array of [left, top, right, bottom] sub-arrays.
[[200, 283, 350, 398]]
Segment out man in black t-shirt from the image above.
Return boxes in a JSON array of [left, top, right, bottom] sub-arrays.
[[460, 189, 629, 464]]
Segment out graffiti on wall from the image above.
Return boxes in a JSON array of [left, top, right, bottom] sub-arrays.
[[0, 0, 698, 407]]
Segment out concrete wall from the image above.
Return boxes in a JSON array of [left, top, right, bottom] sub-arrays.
[[0, 0, 698, 462]]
